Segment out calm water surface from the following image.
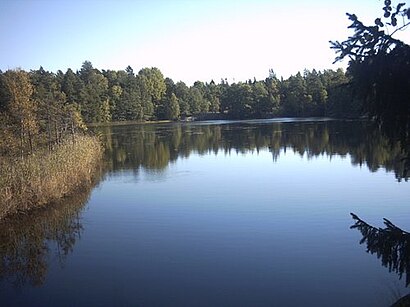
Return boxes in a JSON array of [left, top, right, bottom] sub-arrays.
[[1, 119, 409, 306]]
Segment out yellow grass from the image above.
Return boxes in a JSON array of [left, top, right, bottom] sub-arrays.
[[0, 135, 103, 220]]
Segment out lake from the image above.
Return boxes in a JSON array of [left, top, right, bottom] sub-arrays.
[[1, 119, 409, 306]]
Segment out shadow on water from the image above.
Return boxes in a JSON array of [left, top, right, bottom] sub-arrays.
[[0, 165, 104, 289], [95, 119, 409, 181], [351, 213, 410, 306]]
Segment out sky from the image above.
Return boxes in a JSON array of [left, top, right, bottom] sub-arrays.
[[0, 0, 409, 85]]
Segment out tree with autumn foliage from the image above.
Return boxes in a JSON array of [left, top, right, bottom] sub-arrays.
[[0, 70, 38, 155]]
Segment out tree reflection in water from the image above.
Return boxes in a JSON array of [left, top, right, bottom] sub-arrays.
[[96, 120, 409, 182], [2, 120, 408, 293], [0, 168, 103, 288]]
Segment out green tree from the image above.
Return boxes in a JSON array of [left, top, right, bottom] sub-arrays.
[[121, 67, 143, 120], [222, 83, 253, 119], [109, 85, 123, 120], [192, 81, 210, 113], [31, 67, 69, 147], [281, 73, 310, 116], [205, 80, 221, 113], [77, 61, 110, 123], [166, 93, 180, 120], [164, 77, 176, 97], [251, 81, 270, 117], [102, 69, 122, 119], [156, 77, 177, 119], [138, 67, 166, 119], [188, 87, 204, 115], [62, 68, 82, 105], [304, 69, 328, 116], [174, 81, 191, 117], [265, 71, 281, 115]]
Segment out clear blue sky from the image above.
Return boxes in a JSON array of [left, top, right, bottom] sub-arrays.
[[0, 0, 408, 84]]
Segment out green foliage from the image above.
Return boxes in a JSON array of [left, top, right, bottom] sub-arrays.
[[304, 69, 328, 115], [166, 93, 180, 120], [281, 73, 311, 116], [138, 67, 166, 118], [188, 87, 204, 115], [251, 81, 271, 117], [117, 69, 143, 121], [0, 62, 362, 128], [61, 68, 81, 104], [175, 81, 190, 117], [264, 73, 281, 115], [206, 81, 221, 113], [78, 62, 110, 123]]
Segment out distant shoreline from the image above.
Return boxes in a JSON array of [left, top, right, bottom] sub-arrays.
[[87, 115, 364, 128]]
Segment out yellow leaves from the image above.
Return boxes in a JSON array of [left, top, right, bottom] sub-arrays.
[[99, 99, 112, 123], [1, 69, 39, 154], [3, 70, 36, 121], [66, 103, 87, 131], [111, 85, 123, 98]]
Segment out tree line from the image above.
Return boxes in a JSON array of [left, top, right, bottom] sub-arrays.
[[0, 69, 103, 218], [0, 69, 87, 156], [0, 63, 360, 133]]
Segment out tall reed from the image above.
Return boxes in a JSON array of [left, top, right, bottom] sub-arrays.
[[0, 135, 103, 220]]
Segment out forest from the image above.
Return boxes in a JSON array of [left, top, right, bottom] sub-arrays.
[[0, 69, 102, 219], [0, 64, 357, 129]]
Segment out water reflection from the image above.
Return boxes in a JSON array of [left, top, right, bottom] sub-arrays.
[[96, 120, 409, 181], [0, 120, 408, 306], [0, 169, 103, 288]]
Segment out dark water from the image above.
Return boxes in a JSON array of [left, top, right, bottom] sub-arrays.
[[1, 119, 409, 306]]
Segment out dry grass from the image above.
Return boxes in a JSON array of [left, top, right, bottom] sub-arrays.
[[0, 135, 103, 220]]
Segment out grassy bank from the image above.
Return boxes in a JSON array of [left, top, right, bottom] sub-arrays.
[[0, 135, 103, 220]]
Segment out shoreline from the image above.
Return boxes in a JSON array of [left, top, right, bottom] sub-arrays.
[[0, 135, 103, 220], [87, 115, 364, 128]]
